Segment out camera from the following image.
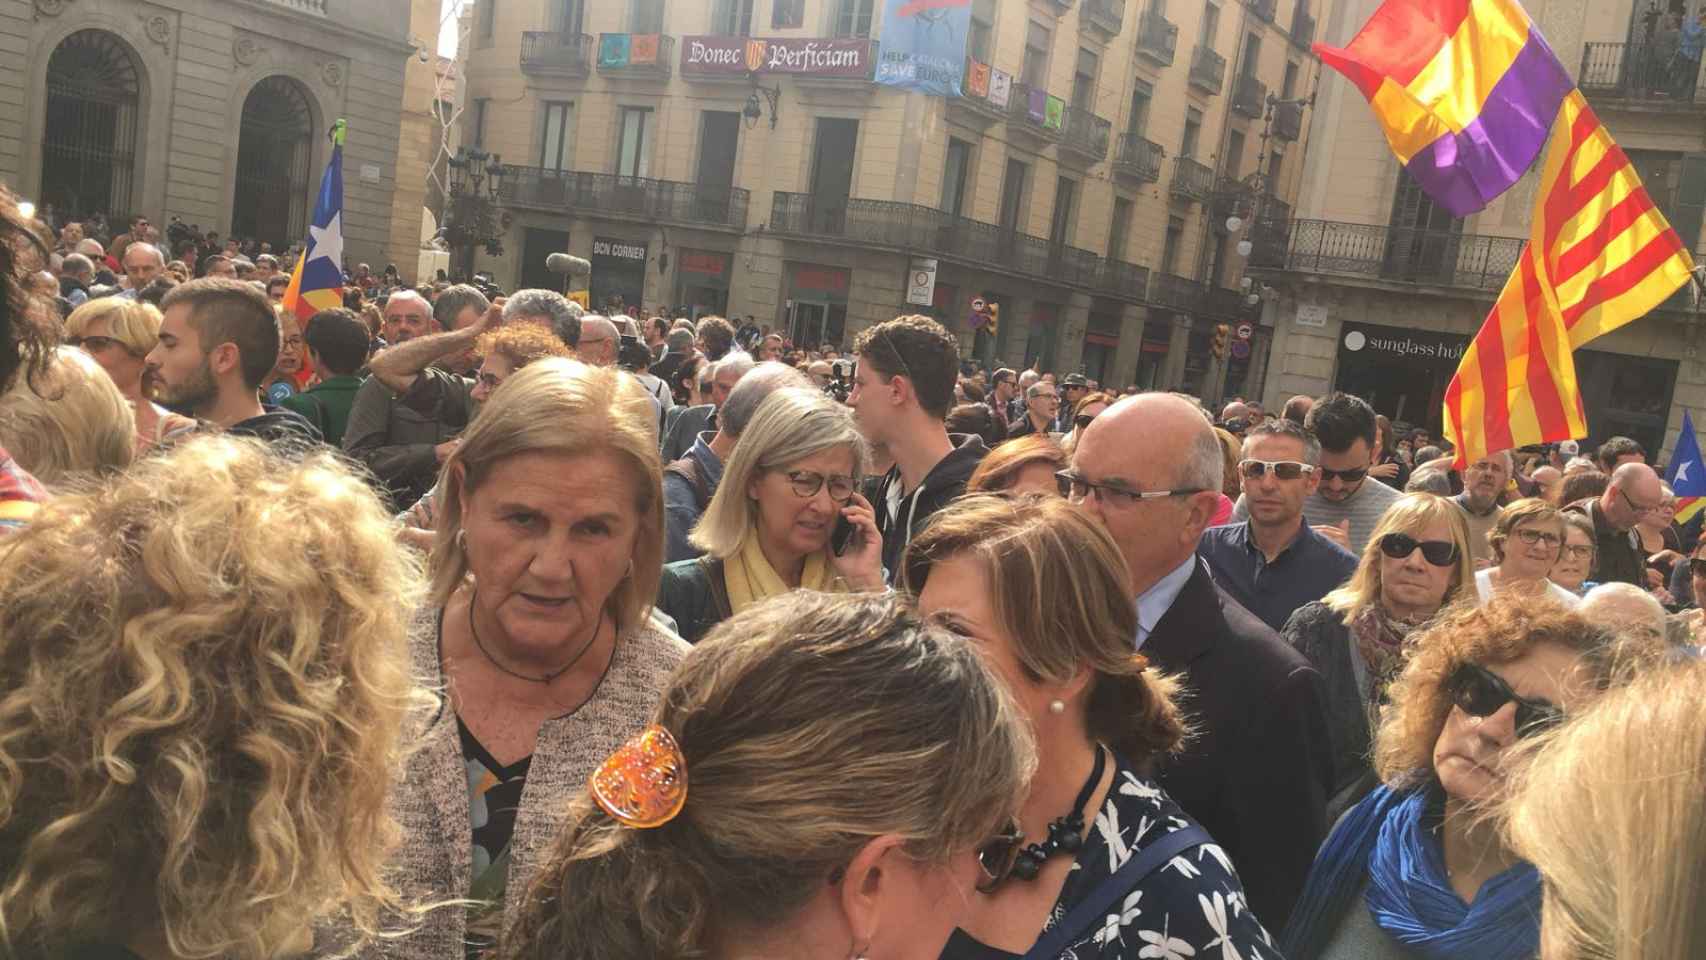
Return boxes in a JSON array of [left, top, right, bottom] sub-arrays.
[[618, 333, 652, 372], [825, 359, 853, 403]]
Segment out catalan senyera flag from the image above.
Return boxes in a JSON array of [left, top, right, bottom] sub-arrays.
[[1314, 0, 1573, 217], [1441, 90, 1694, 467], [282, 119, 347, 324], [1666, 410, 1706, 524]]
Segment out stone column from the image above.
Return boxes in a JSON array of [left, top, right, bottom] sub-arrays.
[[1108, 303, 1147, 391], [994, 295, 1034, 369], [1053, 293, 1095, 375], [1163, 313, 1195, 391]]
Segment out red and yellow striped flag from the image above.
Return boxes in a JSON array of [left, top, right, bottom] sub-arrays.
[[1442, 90, 1694, 468]]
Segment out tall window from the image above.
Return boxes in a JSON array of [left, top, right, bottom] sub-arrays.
[[1072, 48, 1098, 109], [1049, 176, 1077, 245], [477, 0, 496, 46], [1126, 80, 1152, 135], [471, 97, 490, 147], [617, 106, 652, 178], [1226, 128, 1245, 178], [1022, 20, 1051, 87], [773, 0, 805, 28], [835, 0, 876, 36], [540, 101, 573, 172], [1182, 106, 1203, 158], [969, 0, 996, 61], [1201, 1, 1220, 45], [1267, 146, 1284, 186], [711, 0, 754, 34], [547, 0, 582, 33], [630, 0, 664, 33], [1108, 196, 1134, 260], [999, 158, 1029, 230], [1162, 215, 1185, 274], [1282, 60, 1299, 99], [1242, 33, 1262, 79], [943, 138, 973, 216]]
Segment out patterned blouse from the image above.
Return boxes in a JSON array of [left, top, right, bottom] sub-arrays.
[[0, 446, 45, 533], [942, 753, 1279, 960]]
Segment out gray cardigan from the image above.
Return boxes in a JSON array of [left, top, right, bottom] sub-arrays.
[[357, 607, 689, 959]]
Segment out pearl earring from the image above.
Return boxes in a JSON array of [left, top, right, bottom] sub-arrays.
[[1048, 699, 1066, 714]]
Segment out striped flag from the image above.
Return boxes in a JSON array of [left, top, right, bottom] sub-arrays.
[[1315, 0, 1574, 217], [1441, 90, 1694, 467], [282, 119, 348, 323], [1667, 410, 1706, 525]]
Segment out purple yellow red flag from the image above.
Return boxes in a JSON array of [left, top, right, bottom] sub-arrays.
[[1314, 0, 1574, 217], [1441, 91, 1694, 467], [282, 119, 348, 324]]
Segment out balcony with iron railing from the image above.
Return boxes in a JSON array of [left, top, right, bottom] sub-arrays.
[[1113, 133, 1165, 182], [1273, 99, 1304, 141], [1189, 44, 1226, 94], [1137, 10, 1179, 65], [1579, 41, 1706, 107], [1060, 106, 1112, 163], [769, 193, 1139, 298], [1082, 0, 1126, 35], [1290, 8, 1316, 44], [1098, 258, 1151, 300], [1201, 285, 1247, 318], [1233, 73, 1268, 118], [1171, 157, 1216, 202], [1250, 0, 1277, 22], [521, 32, 593, 77], [594, 33, 674, 78], [502, 167, 751, 230], [1006, 83, 1064, 143], [1246, 218, 1526, 292], [1150, 272, 1204, 312]]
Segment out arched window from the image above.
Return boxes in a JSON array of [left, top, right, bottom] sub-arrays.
[[41, 29, 142, 219], [231, 76, 314, 251]]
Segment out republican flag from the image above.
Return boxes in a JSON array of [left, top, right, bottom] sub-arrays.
[[282, 119, 348, 324], [1440, 90, 1694, 467], [1314, 0, 1574, 217], [1667, 410, 1706, 525]]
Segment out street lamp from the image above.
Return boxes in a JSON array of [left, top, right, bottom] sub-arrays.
[[442, 145, 509, 281]]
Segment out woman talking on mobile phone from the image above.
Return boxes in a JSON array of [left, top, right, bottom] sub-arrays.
[[657, 387, 884, 643]]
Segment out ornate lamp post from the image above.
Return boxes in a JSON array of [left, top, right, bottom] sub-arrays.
[[442, 145, 509, 281]]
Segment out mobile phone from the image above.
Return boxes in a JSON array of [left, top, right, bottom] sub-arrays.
[[832, 515, 857, 556]]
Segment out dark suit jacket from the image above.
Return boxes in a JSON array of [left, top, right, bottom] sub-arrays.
[[660, 404, 714, 462], [1143, 560, 1333, 935]]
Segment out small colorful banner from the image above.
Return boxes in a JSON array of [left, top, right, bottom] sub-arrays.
[[989, 69, 1012, 107], [598, 33, 631, 67], [966, 59, 991, 97], [1669, 409, 1706, 524], [1027, 86, 1047, 123], [1044, 95, 1065, 130]]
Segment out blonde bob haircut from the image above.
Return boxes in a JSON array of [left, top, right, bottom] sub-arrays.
[[903, 494, 1189, 770], [1323, 492, 1476, 618], [62, 296, 163, 356], [430, 358, 663, 629], [1488, 497, 1564, 564], [689, 387, 867, 559], [0, 435, 428, 959], [0, 346, 134, 486], [1504, 656, 1706, 960], [502, 591, 1035, 959]]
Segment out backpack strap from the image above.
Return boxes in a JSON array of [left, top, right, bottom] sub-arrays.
[[664, 456, 712, 511], [1020, 825, 1212, 960]]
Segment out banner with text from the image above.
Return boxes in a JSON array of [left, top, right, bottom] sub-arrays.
[[875, 0, 972, 96], [680, 36, 872, 78]]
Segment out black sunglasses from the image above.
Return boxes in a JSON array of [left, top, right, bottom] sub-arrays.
[[1690, 557, 1706, 576], [975, 818, 1025, 893], [1446, 663, 1564, 738], [1074, 414, 1096, 430], [1379, 532, 1459, 567], [1319, 465, 1369, 483]]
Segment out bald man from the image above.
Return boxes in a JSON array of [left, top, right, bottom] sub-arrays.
[[1530, 464, 1561, 502], [576, 314, 620, 367], [1568, 461, 1663, 587], [1068, 392, 1330, 930]]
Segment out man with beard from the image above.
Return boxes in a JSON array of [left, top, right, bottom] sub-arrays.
[[145, 279, 321, 449], [1454, 451, 1510, 565]]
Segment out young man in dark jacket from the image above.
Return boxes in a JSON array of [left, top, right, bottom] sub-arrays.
[[282, 307, 369, 446], [848, 314, 988, 576]]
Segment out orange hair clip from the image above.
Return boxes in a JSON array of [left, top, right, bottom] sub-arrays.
[[591, 725, 689, 829]]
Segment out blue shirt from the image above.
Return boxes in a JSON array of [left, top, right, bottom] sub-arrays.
[[663, 432, 723, 563], [1135, 555, 1198, 649], [1198, 520, 1359, 633]]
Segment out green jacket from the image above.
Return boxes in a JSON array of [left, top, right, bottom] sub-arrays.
[[655, 556, 731, 645], [282, 375, 364, 447]]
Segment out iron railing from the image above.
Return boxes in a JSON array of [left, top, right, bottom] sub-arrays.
[[1189, 44, 1227, 94], [1248, 218, 1525, 292], [1114, 133, 1165, 182], [1233, 73, 1268, 118], [1291, 9, 1316, 44], [1007, 82, 1063, 141], [594, 34, 674, 77], [1579, 41, 1706, 104], [1171, 157, 1216, 202], [1150, 272, 1204, 312], [768, 192, 1107, 292], [1098, 259, 1151, 300], [1083, 0, 1126, 34], [521, 32, 593, 76], [1137, 10, 1179, 65], [1202, 285, 1247, 318], [1250, 0, 1277, 22], [1273, 99, 1304, 141], [1061, 107, 1112, 161], [502, 167, 750, 230]]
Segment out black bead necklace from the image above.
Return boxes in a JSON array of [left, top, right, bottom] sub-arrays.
[[1010, 744, 1108, 883]]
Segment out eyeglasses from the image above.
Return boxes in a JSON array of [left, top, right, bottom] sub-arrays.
[[67, 335, 139, 356], [1511, 527, 1563, 550], [1560, 542, 1594, 561], [1074, 414, 1097, 430], [1618, 488, 1664, 517], [975, 818, 1025, 893], [1318, 465, 1369, 484], [476, 371, 503, 391], [1034, 392, 1059, 402], [784, 470, 858, 503], [1238, 459, 1315, 481], [1445, 663, 1564, 739], [1690, 557, 1706, 576], [1056, 470, 1206, 507], [282, 336, 304, 349], [1379, 532, 1460, 567]]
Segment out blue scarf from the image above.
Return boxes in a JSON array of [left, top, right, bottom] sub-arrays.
[[1281, 785, 1541, 960]]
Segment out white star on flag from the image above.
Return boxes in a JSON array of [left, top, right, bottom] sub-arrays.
[[307, 212, 343, 271], [1677, 462, 1691, 484]]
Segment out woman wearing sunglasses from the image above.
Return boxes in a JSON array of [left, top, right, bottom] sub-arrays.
[[1059, 390, 1113, 458], [1282, 594, 1614, 960], [907, 495, 1276, 959], [1476, 498, 1580, 606], [60, 296, 196, 451], [1281, 493, 1476, 816], [658, 387, 883, 643]]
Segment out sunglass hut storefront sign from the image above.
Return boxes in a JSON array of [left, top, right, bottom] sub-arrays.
[[1338, 323, 1469, 368]]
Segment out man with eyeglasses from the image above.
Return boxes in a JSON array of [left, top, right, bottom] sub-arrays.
[[1005, 381, 1059, 439], [1564, 460, 1664, 587], [1454, 452, 1511, 565], [1053, 373, 1090, 432], [1197, 420, 1358, 632], [1069, 391, 1331, 930], [1237, 392, 1400, 555]]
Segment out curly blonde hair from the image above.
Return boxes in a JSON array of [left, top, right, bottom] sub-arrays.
[[0, 435, 429, 959], [476, 322, 572, 370], [0, 346, 134, 486], [1372, 593, 1615, 789]]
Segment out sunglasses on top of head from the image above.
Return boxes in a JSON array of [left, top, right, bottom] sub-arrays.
[[1445, 662, 1564, 738], [1379, 532, 1459, 567]]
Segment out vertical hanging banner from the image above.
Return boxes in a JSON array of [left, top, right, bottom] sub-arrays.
[[875, 0, 973, 96]]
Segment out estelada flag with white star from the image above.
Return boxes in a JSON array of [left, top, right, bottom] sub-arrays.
[[282, 119, 347, 323], [1666, 409, 1706, 525]]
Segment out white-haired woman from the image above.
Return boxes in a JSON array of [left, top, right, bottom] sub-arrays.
[[656, 387, 883, 643]]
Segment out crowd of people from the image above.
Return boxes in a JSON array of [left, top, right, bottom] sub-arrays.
[[0, 180, 1703, 960]]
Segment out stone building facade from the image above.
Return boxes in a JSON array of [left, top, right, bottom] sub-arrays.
[[1, 0, 418, 270]]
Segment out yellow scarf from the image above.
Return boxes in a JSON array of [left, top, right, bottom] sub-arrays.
[[723, 532, 842, 613]]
